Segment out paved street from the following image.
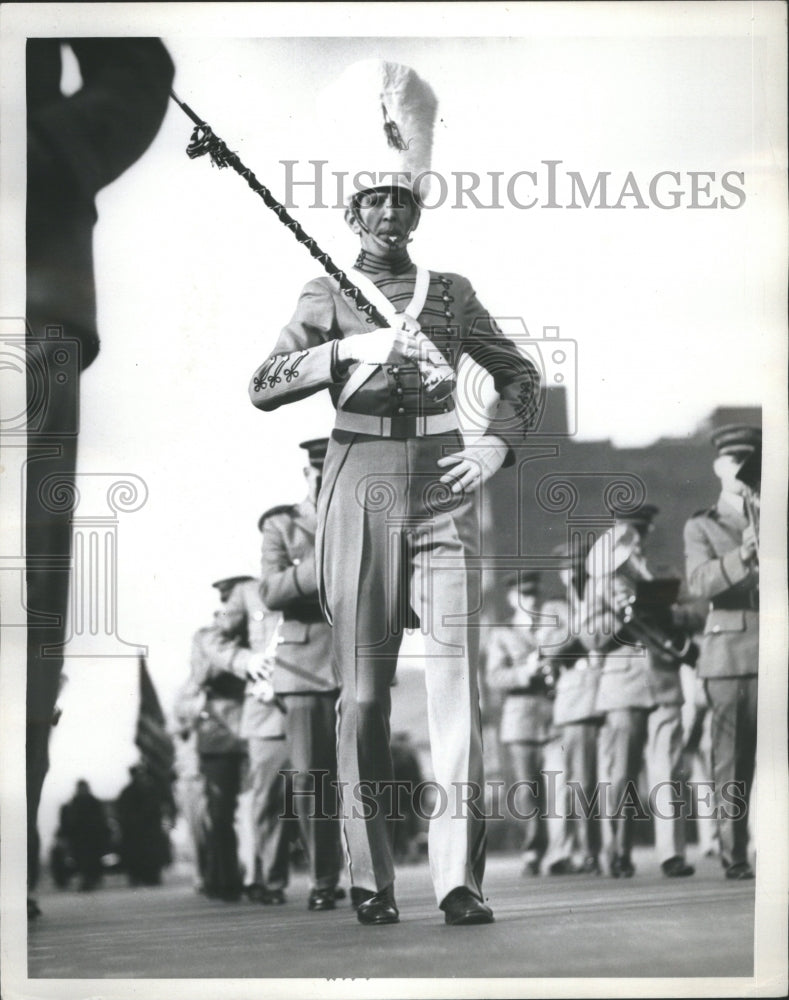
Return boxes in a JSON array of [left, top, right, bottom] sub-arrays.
[[25, 849, 754, 982]]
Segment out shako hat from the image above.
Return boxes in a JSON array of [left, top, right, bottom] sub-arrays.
[[318, 59, 438, 205]]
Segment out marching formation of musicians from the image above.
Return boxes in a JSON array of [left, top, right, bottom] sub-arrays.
[[168, 59, 761, 926], [173, 425, 760, 916]]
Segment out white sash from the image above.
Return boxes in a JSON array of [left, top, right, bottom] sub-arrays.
[[349, 265, 430, 326], [337, 267, 431, 407]]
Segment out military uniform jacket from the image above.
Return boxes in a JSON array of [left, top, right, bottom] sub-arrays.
[[547, 598, 603, 726], [580, 596, 684, 713], [683, 495, 758, 679], [486, 618, 554, 744], [190, 626, 247, 755], [223, 579, 285, 740], [249, 269, 540, 454], [259, 499, 338, 695]]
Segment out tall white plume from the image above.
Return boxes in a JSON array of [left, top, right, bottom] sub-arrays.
[[317, 59, 439, 202]]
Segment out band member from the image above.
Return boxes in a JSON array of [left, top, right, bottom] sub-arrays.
[[485, 572, 558, 876], [583, 507, 696, 879], [258, 439, 345, 912], [218, 577, 296, 904], [683, 424, 760, 880], [549, 542, 603, 874], [249, 60, 539, 924], [190, 579, 257, 902], [172, 679, 211, 893]]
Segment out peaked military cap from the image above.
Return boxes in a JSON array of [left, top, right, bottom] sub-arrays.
[[211, 575, 254, 593], [300, 438, 329, 469], [711, 424, 761, 457]]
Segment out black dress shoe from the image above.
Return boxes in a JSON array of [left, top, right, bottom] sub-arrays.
[[725, 861, 755, 880], [350, 886, 376, 910], [333, 887, 347, 901], [261, 888, 287, 905], [308, 888, 336, 911], [440, 887, 494, 926], [610, 854, 635, 879], [661, 855, 695, 878], [356, 885, 399, 925], [548, 859, 577, 875], [580, 856, 601, 875]]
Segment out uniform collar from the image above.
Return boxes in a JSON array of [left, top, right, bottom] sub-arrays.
[[354, 247, 414, 276]]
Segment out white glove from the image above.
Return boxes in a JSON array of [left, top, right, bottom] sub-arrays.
[[250, 677, 277, 705], [436, 435, 508, 494], [337, 325, 417, 365], [519, 649, 543, 679], [245, 650, 273, 683]]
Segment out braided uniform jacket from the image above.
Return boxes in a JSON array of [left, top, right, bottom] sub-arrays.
[[249, 270, 540, 452]]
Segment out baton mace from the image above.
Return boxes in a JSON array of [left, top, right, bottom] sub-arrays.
[[168, 90, 455, 401]]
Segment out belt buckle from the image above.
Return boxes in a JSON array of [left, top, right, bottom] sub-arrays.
[[389, 414, 412, 438]]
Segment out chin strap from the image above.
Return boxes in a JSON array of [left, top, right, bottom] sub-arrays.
[[349, 196, 421, 252]]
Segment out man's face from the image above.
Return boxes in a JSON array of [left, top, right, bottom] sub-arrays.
[[346, 187, 420, 252], [714, 453, 747, 494], [304, 464, 322, 504], [216, 603, 245, 639]]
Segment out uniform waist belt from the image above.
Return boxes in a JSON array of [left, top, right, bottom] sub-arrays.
[[333, 409, 460, 439]]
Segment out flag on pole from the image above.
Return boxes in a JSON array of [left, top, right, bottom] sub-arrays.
[[134, 655, 175, 809]]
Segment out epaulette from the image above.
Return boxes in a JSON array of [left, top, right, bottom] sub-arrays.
[[257, 504, 297, 532]]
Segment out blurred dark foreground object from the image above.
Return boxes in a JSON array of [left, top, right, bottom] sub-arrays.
[[25, 38, 174, 913]]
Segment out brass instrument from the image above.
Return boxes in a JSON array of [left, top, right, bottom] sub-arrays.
[[621, 587, 700, 668], [736, 448, 761, 564], [586, 523, 699, 669]]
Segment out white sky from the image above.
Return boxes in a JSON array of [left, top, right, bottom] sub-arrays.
[[1, 9, 785, 852]]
